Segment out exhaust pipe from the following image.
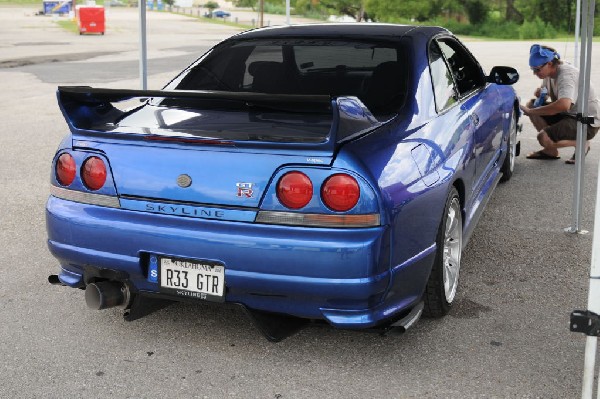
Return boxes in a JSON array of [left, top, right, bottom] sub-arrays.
[[85, 281, 130, 310], [48, 275, 65, 286]]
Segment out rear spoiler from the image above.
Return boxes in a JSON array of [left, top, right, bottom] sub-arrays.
[[58, 86, 333, 106], [57, 86, 382, 144]]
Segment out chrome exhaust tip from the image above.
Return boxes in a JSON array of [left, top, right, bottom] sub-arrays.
[[48, 275, 65, 286], [85, 281, 130, 310]]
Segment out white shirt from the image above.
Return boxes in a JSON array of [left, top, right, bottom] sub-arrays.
[[543, 62, 600, 127]]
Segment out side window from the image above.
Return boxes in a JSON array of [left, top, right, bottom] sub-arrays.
[[436, 38, 485, 96], [293, 46, 397, 70], [429, 41, 456, 112], [175, 45, 252, 91]]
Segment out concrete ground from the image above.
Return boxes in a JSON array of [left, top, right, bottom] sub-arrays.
[[1, 6, 600, 398]]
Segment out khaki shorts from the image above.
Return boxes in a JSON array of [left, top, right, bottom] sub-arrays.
[[543, 114, 598, 142]]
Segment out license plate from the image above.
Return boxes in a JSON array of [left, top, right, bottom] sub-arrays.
[[159, 257, 225, 302]]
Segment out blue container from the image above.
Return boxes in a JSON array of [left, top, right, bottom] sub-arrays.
[[43, 0, 72, 14], [533, 87, 548, 108]]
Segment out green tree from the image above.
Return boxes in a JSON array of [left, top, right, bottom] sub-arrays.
[[516, 0, 575, 31], [295, 0, 332, 19], [461, 0, 488, 24], [319, 0, 368, 21], [505, 0, 524, 23], [293, 0, 582, 38], [203, 0, 219, 15], [428, 0, 465, 21], [367, 0, 431, 22], [233, 0, 256, 7], [233, 0, 298, 10]]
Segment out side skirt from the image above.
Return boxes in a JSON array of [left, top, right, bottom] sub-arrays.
[[463, 169, 503, 247]]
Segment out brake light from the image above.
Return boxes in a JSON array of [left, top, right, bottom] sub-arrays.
[[55, 153, 76, 186], [321, 174, 360, 212], [277, 171, 313, 209], [81, 156, 107, 191]]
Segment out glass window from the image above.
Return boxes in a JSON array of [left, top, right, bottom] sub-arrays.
[[174, 39, 409, 116], [429, 41, 456, 111], [294, 45, 397, 70], [436, 38, 485, 96], [241, 45, 283, 87]]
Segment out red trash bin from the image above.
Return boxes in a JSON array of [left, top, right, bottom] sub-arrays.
[[77, 6, 105, 35]]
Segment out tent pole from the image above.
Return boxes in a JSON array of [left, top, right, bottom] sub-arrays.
[[581, 106, 598, 398], [574, 0, 581, 67], [576, 3, 597, 397], [139, 0, 148, 90], [566, 0, 593, 235], [583, 336, 597, 398]]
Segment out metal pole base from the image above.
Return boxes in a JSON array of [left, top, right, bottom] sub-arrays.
[[564, 226, 590, 235]]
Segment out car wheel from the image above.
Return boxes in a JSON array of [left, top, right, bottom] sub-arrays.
[[499, 111, 517, 183], [423, 186, 462, 317]]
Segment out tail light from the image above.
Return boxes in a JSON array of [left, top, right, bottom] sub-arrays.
[[260, 171, 376, 227], [81, 156, 107, 191], [55, 153, 76, 186], [321, 173, 360, 212], [277, 171, 313, 209]]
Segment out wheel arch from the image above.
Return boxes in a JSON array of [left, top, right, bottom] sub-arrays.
[[514, 99, 521, 122], [452, 178, 466, 223]]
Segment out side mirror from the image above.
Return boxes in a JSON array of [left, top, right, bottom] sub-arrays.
[[486, 66, 519, 85]]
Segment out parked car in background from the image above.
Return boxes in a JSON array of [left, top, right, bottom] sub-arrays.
[[211, 9, 230, 18], [47, 24, 519, 341], [105, 0, 126, 6]]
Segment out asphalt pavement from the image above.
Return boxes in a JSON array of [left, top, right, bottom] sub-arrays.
[[1, 6, 600, 398]]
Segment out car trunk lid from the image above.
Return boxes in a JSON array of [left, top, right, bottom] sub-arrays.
[[59, 87, 381, 208]]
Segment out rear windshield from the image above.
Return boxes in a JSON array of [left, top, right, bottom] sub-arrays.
[[170, 38, 409, 116]]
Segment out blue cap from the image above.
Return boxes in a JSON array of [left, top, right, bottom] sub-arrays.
[[529, 44, 559, 67]]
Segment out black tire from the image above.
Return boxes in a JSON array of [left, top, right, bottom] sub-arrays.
[[423, 186, 462, 318], [500, 111, 517, 183]]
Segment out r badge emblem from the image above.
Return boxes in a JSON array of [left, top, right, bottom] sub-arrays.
[[236, 182, 254, 198], [177, 174, 192, 188]]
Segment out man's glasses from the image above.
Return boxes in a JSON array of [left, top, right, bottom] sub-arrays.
[[531, 63, 548, 73]]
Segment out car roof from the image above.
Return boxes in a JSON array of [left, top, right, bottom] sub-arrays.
[[231, 23, 449, 42]]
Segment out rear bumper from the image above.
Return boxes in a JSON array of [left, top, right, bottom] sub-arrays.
[[46, 196, 431, 328]]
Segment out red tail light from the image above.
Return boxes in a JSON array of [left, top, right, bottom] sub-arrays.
[[55, 153, 76, 186], [321, 174, 360, 212], [277, 171, 313, 209], [81, 156, 107, 191]]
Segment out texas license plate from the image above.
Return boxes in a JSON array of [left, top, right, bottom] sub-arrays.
[[159, 257, 225, 302]]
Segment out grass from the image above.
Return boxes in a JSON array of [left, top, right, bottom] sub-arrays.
[[0, 0, 38, 4], [55, 18, 78, 33], [171, 9, 254, 30]]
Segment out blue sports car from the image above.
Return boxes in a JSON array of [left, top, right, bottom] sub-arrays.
[[212, 10, 231, 18], [47, 24, 519, 341]]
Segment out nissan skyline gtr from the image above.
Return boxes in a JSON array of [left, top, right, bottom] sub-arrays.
[[46, 23, 520, 341]]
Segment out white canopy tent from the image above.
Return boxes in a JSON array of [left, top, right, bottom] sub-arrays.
[[138, 0, 147, 90], [568, 0, 596, 235], [565, 0, 598, 396]]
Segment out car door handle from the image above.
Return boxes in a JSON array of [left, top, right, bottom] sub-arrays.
[[470, 113, 480, 126]]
